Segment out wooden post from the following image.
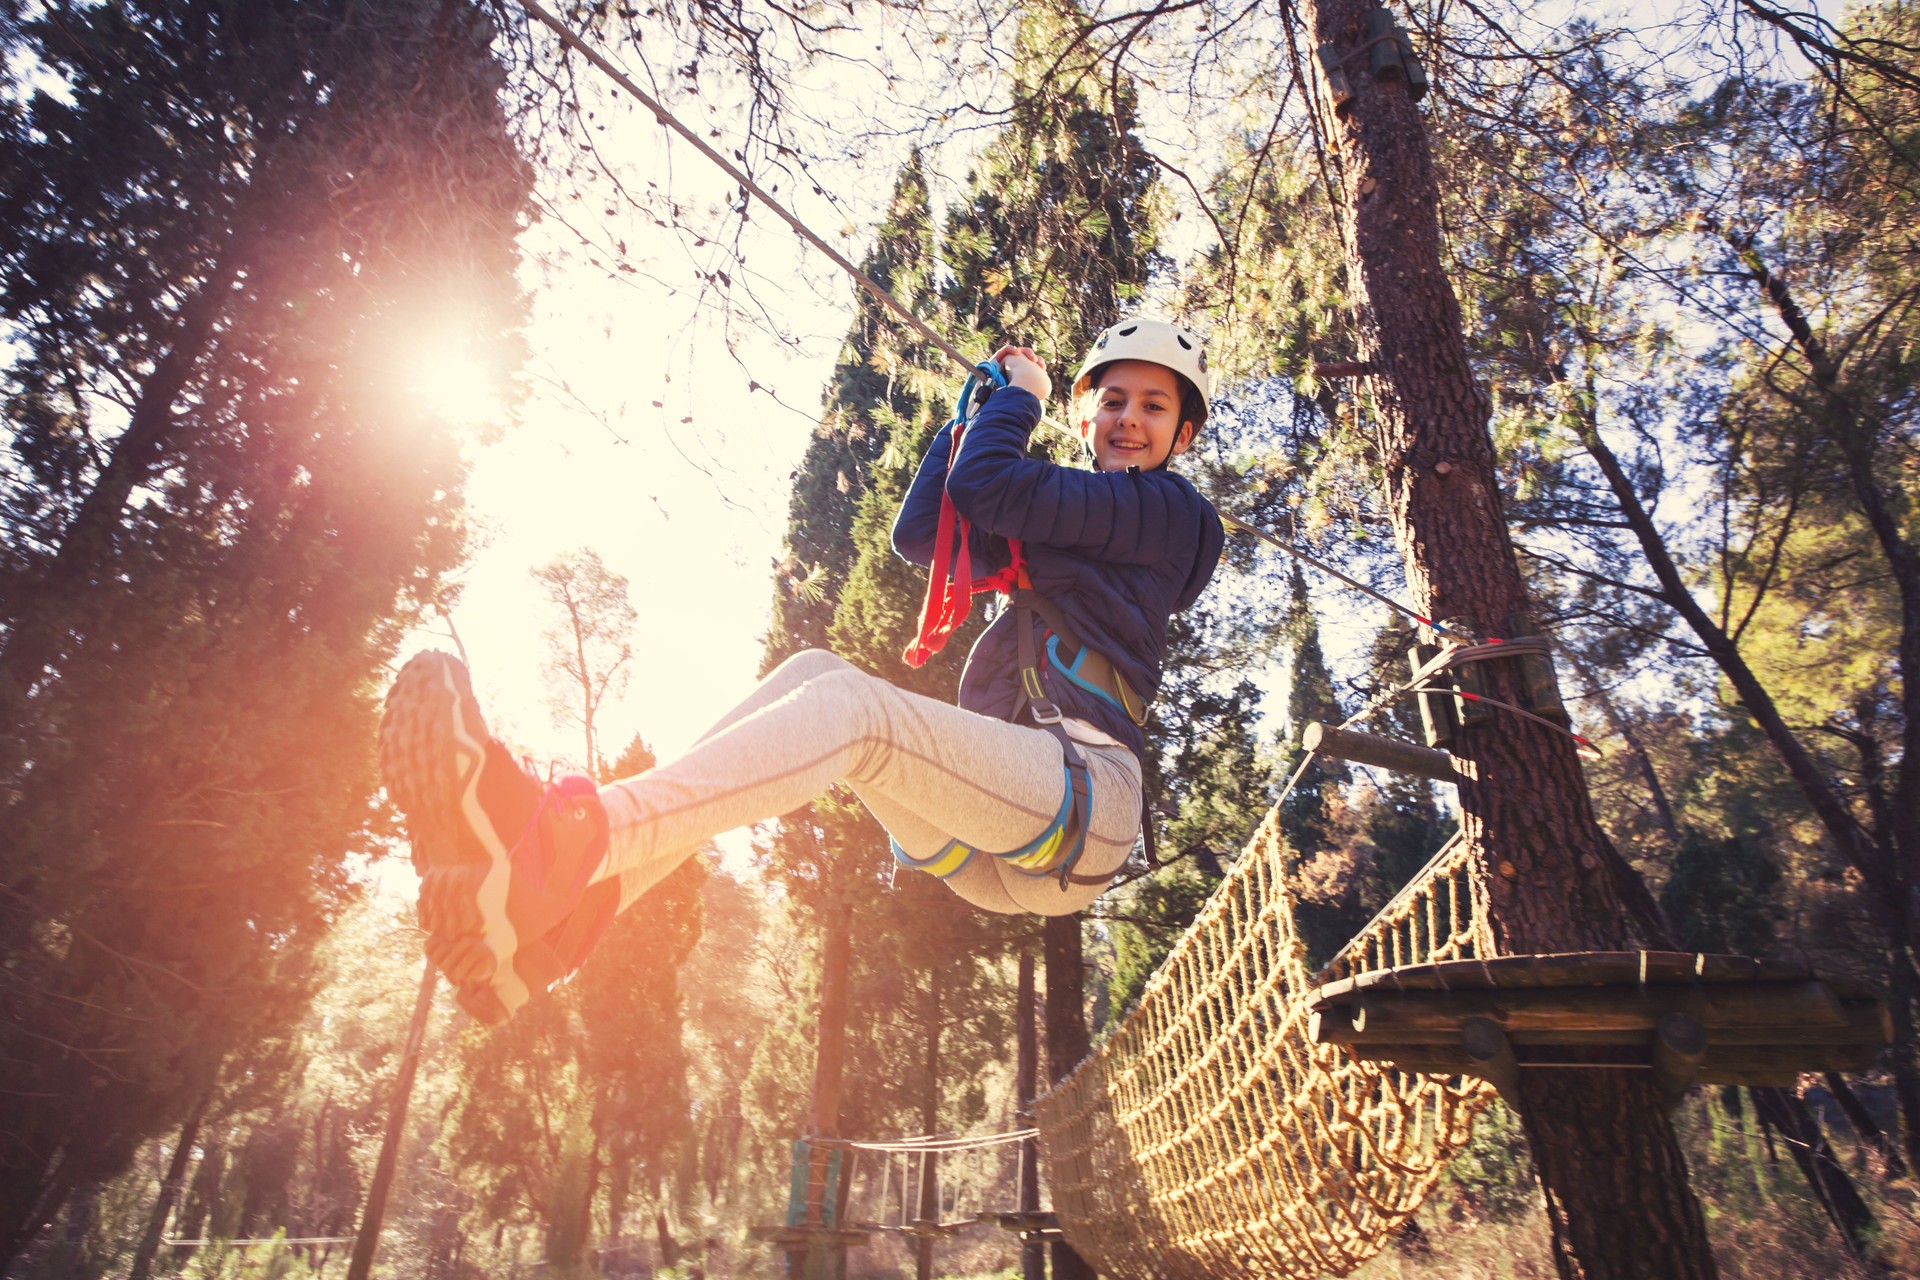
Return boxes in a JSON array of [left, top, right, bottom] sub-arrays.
[[1016, 949, 1044, 1280], [1290, 0, 1721, 1271], [1461, 1017, 1519, 1107], [1302, 720, 1453, 782], [1652, 1013, 1709, 1106]]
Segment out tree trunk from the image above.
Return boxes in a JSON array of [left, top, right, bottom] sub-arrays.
[[0, 249, 243, 705], [345, 962, 438, 1280], [127, 1095, 209, 1280], [1016, 950, 1045, 1280], [915, 966, 943, 1280], [793, 860, 852, 1280], [48, 1183, 98, 1280], [1043, 914, 1096, 1280], [1824, 1071, 1908, 1179], [1749, 1087, 1888, 1272], [1294, 2, 1718, 1274]]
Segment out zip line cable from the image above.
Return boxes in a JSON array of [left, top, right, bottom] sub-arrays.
[[515, 0, 1599, 752], [1217, 512, 1475, 644], [515, 0, 976, 377]]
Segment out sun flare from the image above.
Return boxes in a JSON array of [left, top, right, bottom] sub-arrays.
[[403, 341, 511, 430]]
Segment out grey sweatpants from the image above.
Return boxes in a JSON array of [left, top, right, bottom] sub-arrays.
[[591, 648, 1142, 915]]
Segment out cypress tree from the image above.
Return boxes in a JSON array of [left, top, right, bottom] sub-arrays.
[[0, 2, 532, 1263]]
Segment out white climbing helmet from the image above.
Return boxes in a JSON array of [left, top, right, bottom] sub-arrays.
[[1072, 316, 1211, 413]]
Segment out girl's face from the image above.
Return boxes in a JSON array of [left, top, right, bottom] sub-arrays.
[[1080, 359, 1195, 472]]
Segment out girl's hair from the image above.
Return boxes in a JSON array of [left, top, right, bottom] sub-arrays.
[[1082, 361, 1209, 438]]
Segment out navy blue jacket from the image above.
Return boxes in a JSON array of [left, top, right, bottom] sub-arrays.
[[891, 386, 1225, 761]]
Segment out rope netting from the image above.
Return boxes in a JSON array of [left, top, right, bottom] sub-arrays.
[[1033, 812, 1496, 1279]]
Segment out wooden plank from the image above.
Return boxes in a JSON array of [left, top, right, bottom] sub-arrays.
[[1317, 952, 1820, 1002], [1321, 982, 1849, 1042], [748, 1226, 873, 1247], [1700, 1001, 1888, 1047], [1330, 999, 1884, 1049], [1346, 1042, 1880, 1078]]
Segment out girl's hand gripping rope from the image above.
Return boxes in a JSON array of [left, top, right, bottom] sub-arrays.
[[992, 344, 1051, 401]]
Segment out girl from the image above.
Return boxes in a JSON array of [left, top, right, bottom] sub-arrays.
[[381, 317, 1224, 1024]]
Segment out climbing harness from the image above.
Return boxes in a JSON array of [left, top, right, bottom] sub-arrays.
[[896, 360, 1167, 891], [902, 361, 1024, 667], [887, 756, 1089, 884], [1019, 587, 1150, 727]]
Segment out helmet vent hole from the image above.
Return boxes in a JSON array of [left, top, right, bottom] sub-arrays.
[[1118, 325, 1138, 336], [1176, 335, 1192, 349]]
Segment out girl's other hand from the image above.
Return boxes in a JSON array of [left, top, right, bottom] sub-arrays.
[[992, 344, 1052, 401]]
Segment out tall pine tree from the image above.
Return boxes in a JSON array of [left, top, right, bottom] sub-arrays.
[[0, 2, 532, 1263]]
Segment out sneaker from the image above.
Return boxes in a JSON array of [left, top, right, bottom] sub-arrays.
[[378, 651, 610, 1025]]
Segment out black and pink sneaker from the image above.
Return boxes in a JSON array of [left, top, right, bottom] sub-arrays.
[[379, 651, 611, 1025]]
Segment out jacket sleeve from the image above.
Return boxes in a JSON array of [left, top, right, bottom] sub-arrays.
[[945, 387, 1213, 565], [891, 419, 1012, 574], [890, 421, 955, 567]]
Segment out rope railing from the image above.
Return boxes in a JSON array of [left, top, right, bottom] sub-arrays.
[[1033, 809, 1494, 1279]]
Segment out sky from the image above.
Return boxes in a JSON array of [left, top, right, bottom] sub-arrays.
[[394, 80, 860, 775]]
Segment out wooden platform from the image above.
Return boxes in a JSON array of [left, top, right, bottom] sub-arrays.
[[850, 1216, 982, 1241], [992, 1210, 1064, 1241], [746, 1225, 873, 1249], [1308, 951, 1889, 1096]]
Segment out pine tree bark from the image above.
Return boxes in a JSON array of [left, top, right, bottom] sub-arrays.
[[1294, 1, 1717, 1273]]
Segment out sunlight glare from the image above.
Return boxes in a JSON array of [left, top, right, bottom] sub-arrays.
[[379, 305, 513, 431], [406, 342, 509, 430]]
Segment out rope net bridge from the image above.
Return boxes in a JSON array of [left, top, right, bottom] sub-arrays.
[[1034, 815, 1490, 1279], [1031, 806, 1890, 1279]]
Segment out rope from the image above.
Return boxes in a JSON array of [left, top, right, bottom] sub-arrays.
[[814, 1128, 1039, 1153], [514, 0, 977, 378], [1034, 802, 1494, 1279], [1218, 512, 1472, 643]]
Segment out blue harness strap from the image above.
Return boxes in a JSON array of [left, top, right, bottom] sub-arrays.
[[889, 761, 1089, 881]]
